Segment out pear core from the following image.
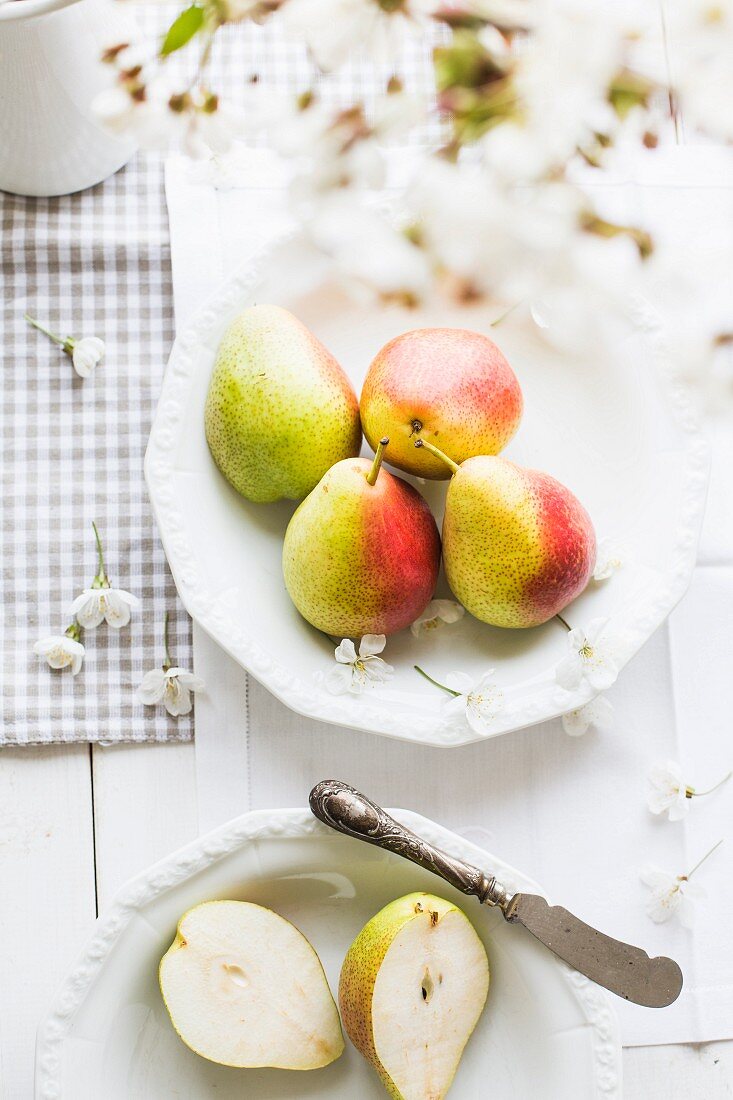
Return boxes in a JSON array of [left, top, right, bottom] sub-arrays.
[[340, 893, 489, 1100], [159, 900, 344, 1069]]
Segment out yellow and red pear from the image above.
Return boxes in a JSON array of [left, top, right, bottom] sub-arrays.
[[282, 440, 441, 637], [416, 440, 596, 629], [360, 327, 523, 480]]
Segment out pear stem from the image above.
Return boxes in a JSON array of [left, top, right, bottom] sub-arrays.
[[414, 664, 461, 697], [414, 438, 460, 475], [556, 613, 572, 632], [367, 437, 389, 486]]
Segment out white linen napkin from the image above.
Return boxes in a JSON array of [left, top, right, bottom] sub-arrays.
[[165, 145, 733, 1047]]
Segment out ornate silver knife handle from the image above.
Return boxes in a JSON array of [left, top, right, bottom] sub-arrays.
[[309, 779, 510, 907], [309, 779, 684, 1009]]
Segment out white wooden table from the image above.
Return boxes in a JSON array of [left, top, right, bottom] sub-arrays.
[[2, 10, 732, 1098], [3, 695, 733, 1098]]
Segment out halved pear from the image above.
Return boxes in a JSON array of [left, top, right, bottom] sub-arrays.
[[159, 900, 344, 1069], [339, 893, 489, 1099]]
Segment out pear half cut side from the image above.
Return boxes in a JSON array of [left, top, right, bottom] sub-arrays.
[[159, 900, 344, 1069], [339, 893, 490, 1100]]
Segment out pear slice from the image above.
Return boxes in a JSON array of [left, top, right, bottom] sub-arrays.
[[340, 893, 489, 1100], [159, 900, 344, 1069]]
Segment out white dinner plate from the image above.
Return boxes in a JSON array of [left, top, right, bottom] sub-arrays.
[[36, 807, 621, 1099], [145, 233, 709, 745]]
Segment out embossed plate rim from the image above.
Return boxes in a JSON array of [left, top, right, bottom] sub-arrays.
[[144, 231, 709, 745], [36, 806, 622, 1098]]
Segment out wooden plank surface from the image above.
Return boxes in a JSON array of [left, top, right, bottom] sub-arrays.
[[0, 746, 96, 1098], [190, 622, 251, 833], [90, 740, 198, 908]]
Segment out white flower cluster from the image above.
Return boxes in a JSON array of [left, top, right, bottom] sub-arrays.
[[34, 522, 139, 678], [89, 0, 733, 375], [33, 523, 202, 717]]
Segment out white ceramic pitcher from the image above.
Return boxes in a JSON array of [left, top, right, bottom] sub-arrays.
[[0, 0, 136, 197]]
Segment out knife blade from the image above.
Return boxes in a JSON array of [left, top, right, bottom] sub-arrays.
[[309, 779, 683, 1009]]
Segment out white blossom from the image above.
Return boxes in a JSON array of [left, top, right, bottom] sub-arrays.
[[136, 666, 204, 717], [640, 865, 699, 926], [277, 89, 422, 203], [440, 670, 504, 735], [509, 0, 638, 176], [324, 635, 394, 695], [281, 0, 435, 71], [94, 77, 253, 159], [555, 617, 619, 692], [24, 315, 105, 379], [663, 0, 733, 143], [646, 760, 691, 821], [70, 586, 139, 629], [640, 839, 723, 926], [561, 695, 614, 736], [646, 761, 732, 819], [69, 337, 105, 378], [593, 537, 624, 581], [411, 599, 465, 638], [92, 84, 178, 148], [181, 98, 253, 159], [411, 159, 631, 307], [307, 193, 430, 304], [34, 633, 85, 675], [92, 84, 142, 135]]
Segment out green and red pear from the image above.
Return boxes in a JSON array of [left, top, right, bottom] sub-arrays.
[[283, 439, 441, 637], [360, 327, 523, 479], [415, 440, 596, 629]]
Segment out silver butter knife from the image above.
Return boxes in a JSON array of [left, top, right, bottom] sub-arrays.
[[309, 779, 683, 1009]]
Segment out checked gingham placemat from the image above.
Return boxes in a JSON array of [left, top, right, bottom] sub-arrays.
[[0, 152, 193, 745], [0, 8, 435, 745]]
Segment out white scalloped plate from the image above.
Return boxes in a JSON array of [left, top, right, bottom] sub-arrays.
[[145, 233, 709, 745], [36, 807, 621, 1099]]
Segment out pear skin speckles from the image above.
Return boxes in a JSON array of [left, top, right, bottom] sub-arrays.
[[204, 304, 361, 503], [360, 328, 523, 480], [282, 458, 440, 637], [442, 456, 596, 628]]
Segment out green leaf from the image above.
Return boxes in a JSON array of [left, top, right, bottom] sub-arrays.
[[160, 5, 205, 57]]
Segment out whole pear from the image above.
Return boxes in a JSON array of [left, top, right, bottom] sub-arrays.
[[416, 440, 596, 628], [339, 892, 489, 1100], [282, 440, 440, 637], [360, 327, 522, 479], [159, 900, 343, 1069], [205, 304, 361, 503]]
